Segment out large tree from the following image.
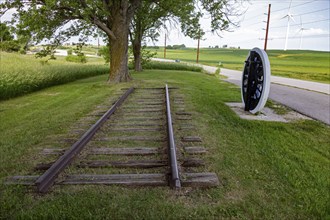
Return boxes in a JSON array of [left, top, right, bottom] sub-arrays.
[[0, 0, 143, 82], [0, 0, 242, 82], [130, 0, 242, 71], [129, 0, 198, 71]]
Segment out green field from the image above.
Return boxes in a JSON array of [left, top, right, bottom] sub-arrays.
[[0, 52, 109, 100], [0, 57, 329, 219], [150, 48, 330, 84]]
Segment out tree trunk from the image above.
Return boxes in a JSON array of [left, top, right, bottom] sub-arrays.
[[133, 38, 142, 72], [108, 4, 131, 83]]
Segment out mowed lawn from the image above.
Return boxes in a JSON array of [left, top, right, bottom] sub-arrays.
[[0, 61, 329, 218], [151, 48, 330, 84]]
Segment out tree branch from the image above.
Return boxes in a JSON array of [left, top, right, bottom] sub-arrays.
[[128, 0, 141, 21], [93, 17, 116, 40]]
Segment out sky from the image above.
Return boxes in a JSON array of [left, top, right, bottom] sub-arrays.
[[1, 0, 329, 51], [156, 0, 330, 51]]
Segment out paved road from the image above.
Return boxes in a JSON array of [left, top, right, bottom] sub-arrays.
[[220, 68, 330, 125], [152, 58, 330, 125], [54, 49, 98, 57]]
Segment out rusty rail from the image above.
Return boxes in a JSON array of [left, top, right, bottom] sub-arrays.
[[35, 87, 135, 193], [165, 84, 181, 188]]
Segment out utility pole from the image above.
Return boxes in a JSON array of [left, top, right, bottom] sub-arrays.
[[164, 33, 166, 59], [264, 4, 271, 51], [196, 34, 200, 63]]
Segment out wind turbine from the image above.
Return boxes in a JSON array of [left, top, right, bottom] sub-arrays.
[[283, 0, 295, 51], [298, 16, 309, 50]]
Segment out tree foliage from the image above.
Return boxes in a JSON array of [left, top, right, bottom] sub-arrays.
[[0, 22, 13, 42], [0, 0, 244, 81], [0, 0, 142, 82], [129, 0, 243, 71], [0, 22, 19, 52], [0, 40, 20, 52]]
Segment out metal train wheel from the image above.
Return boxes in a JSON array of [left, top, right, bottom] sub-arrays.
[[241, 47, 271, 114]]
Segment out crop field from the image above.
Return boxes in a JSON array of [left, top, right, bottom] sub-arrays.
[[0, 56, 329, 219], [150, 48, 330, 84], [0, 52, 108, 100]]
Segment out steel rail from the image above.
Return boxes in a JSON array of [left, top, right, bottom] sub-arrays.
[[35, 87, 135, 193], [165, 84, 181, 188]]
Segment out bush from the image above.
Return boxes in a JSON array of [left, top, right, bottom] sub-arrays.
[[19, 48, 26, 54], [35, 44, 57, 62], [67, 49, 73, 55], [0, 40, 21, 52], [172, 44, 186, 49], [57, 45, 68, 49], [98, 46, 110, 63], [129, 61, 203, 72], [65, 55, 87, 63]]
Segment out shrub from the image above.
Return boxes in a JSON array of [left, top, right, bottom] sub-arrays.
[[98, 46, 110, 63], [19, 48, 26, 54], [0, 40, 21, 52], [172, 44, 186, 49], [129, 61, 202, 72], [65, 55, 87, 63], [67, 49, 73, 55], [35, 44, 57, 62]]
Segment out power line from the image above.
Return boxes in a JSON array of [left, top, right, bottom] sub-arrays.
[[243, 1, 327, 24], [295, 8, 330, 16], [242, 4, 268, 22], [242, 13, 265, 22], [246, 21, 264, 26], [271, 18, 330, 29], [258, 34, 330, 41], [272, 34, 329, 40], [271, 0, 317, 13]]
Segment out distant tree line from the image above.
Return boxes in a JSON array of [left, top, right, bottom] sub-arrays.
[[166, 44, 186, 49]]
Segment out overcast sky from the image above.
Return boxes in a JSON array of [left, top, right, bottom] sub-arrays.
[[1, 0, 329, 51]]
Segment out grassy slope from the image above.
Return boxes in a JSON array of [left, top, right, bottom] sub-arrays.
[[151, 48, 330, 83], [0, 71, 329, 219]]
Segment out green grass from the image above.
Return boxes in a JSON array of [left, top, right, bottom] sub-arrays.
[[150, 48, 330, 83], [0, 53, 204, 100], [0, 70, 329, 219], [0, 52, 108, 100], [138, 61, 203, 72]]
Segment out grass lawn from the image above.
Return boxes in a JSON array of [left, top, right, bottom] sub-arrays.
[[0, 69, 329, 219], [150, 47, 330, 84]]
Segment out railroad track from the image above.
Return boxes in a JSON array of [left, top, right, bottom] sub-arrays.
[[7, 85, 219, 193]]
